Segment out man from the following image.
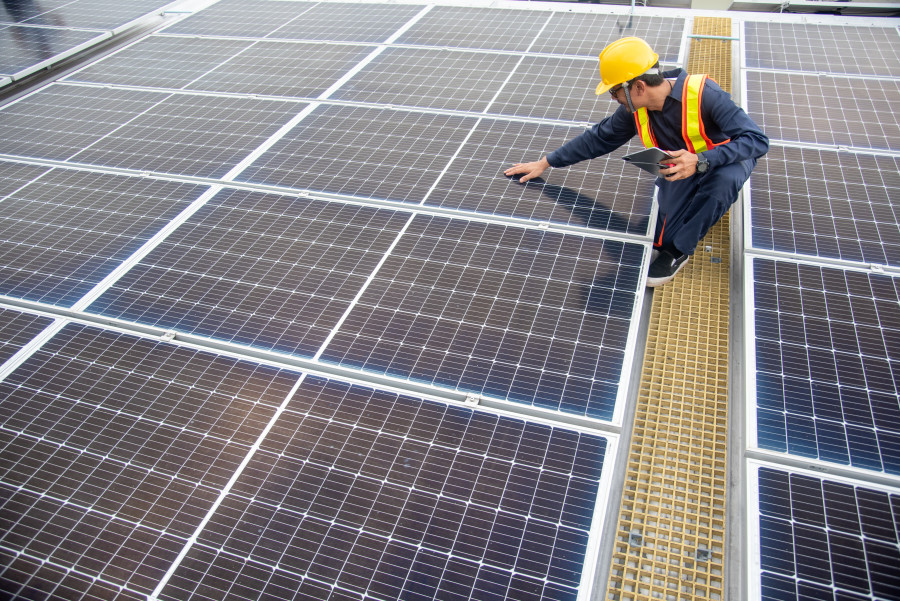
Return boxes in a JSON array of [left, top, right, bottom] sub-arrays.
[[504, 37, 769, 287]]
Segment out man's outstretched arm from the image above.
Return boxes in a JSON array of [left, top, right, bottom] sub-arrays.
[[503, 157, 550, 183]]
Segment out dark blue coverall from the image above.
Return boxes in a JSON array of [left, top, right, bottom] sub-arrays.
[[546, 69, 770, 256]]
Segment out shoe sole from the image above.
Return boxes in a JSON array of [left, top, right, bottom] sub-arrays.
[[646, 256, 689, 288]]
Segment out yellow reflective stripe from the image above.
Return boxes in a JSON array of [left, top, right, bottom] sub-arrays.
[[634, 108, 655, 149], [683, 74, 708, 154]]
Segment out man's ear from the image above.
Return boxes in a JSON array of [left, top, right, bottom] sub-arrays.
[[631, 80, 645, 95]]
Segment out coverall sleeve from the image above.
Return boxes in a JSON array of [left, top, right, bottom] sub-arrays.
[[699, 80, 769, 169], [545, 105, 637, 168]]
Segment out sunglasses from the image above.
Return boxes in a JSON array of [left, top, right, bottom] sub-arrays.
[[609, 84, 625, 98]]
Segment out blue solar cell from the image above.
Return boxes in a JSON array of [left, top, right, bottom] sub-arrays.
[[756, 467, 900, 601], [753, 258, 900, 474]]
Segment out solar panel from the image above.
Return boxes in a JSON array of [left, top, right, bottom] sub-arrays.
[[396, 6, 550, 52], [754, 466, 900, 600], [752, 257, 900, 474], [161, 0, 321, 38], [0, 322, 301, 599], [87, 188, 412, 356], [158, 374, 608, 601], [0, 307, 54, 366], [235, 104, 478, 203], [529, 12, 684, 60], [0, 168, 209, 306], [0, 84, 308, 177], [487, 56, 611, 123], [0, 0, 175, 31], [745, 23, 900, 77], [263, 2, 426, 43], [0, 321, 611, 601], [332, 47, 524, 112], [0, 26, 106, 77], [749, 147, 900, 267], [425, 120, 654, 235], [320, 214, 643, 419], [746, 71, 900, 151], [0, 160, 53, 198]]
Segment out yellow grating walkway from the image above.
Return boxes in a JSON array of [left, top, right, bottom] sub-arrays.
[[606, 17, 734, 601]]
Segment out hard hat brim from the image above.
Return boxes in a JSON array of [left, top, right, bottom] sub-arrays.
[[595, 81, 614, 95]]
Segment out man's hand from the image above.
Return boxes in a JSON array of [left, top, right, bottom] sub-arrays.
[[658, 149, 698, 181], [504, 157, 550, 183]]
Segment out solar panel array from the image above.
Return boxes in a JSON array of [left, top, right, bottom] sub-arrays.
[[0, 1, 689, 599], [0, 0, 180, 86], [744, 19, 900, 601]]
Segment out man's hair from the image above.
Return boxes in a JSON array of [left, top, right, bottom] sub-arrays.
[[630, 62, 664, 87]]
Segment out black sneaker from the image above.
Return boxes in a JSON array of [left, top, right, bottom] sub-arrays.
[[646, 249, 689, 287]]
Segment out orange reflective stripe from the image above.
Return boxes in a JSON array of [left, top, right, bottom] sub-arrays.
[[633, 108, 657, 149]]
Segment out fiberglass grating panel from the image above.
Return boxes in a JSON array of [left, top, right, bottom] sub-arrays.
[[488, 56, 615, 123], [426, 120, 653, 236], [753, 258, 900, 474], [0, 307, 54, 366], [236, 104, 478, 203], [746, 71, 900, 151], [0, 322, 301, 597], [264, 2, 426, 43], [321, 215, 643, 419], [396, 6, 550, 52], [88, 188, 412, 357], [750, 147, 900, 267], [0, 84, 168, 161], [530, 12, 684, 60], [756, 467, 900, 600], [69, 93, 307, 179], [65, 36, 257, 90], [332, 47, 524, 113], [0, 0, 174, 30], [0, 26, 105, 77], [157, 376, 607, 601], [0, 170, 209, 306], [183, 40, 378, 98], [162, 0, 320, 38], [745, 23, 900, 77]]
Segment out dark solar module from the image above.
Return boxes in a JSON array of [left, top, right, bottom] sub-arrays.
[[0, 307, 54, 365], [0, 84, 167, 160], [396, 6, 550, 52], [0, 160, 53, 198], [66, 35, 256, 89], [185, 41, 377, 98], [332, 47, 523, 112], [750, 147, 900, 266], [162, 0, 320, 38], [0, 322, 301, 598], [425, 120, 653, 236], [88, 188, 412, 356], [69, 93, 307, 178], [757, 467, 900, 600], [157, 376, 607, 601], [753, 258, 900, 473], [747, 71, 900, 151], [0, 170, 208, 306], [0, 26, 105, 77], [236, 104, 478, 203], [265, 2, 426, 43], [487, 55, 613, 122], [746, 23, 900, 77], [321, 215, 643, 419], [530, 12, 684, 60], [1, 0, 174, 30]]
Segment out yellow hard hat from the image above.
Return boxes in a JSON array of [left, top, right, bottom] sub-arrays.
[[595, 37, 660, 95]]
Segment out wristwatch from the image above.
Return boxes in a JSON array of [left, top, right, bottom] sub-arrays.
[[696, 155, 709, 174]]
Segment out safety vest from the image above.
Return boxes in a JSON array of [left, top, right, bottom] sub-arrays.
[[633, 74, 729, 153]]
